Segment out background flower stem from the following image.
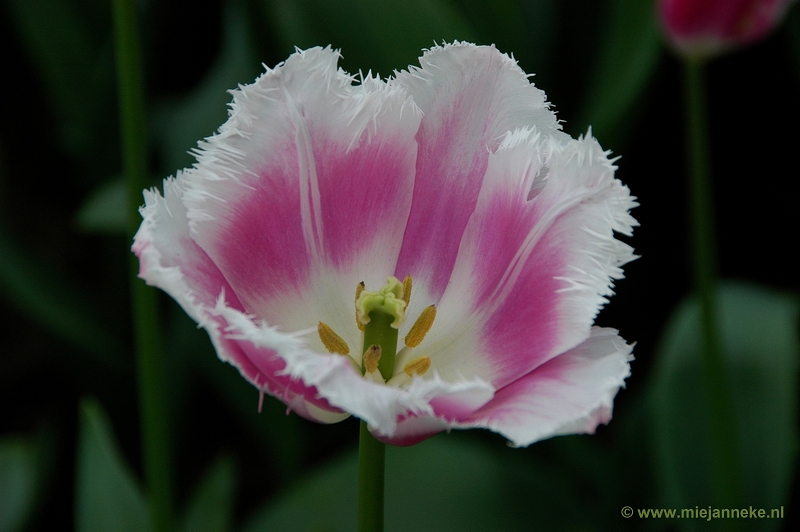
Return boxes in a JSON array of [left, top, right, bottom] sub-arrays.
[[683, 59, 741, 509], [358, 421, 385, 532], [112, 0, 175, 530]]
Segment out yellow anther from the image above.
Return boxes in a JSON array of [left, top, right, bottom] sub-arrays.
[[402, 275, 412, 306], [403, 356, 431, 377], [318, 322, 350, 355], [363, 344, 381, 374], [404, 305, 436, 348], [355, 281, 365, 331]]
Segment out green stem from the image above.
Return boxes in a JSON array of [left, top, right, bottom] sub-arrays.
[[683, 59, 740, 509], [112, 1, 174, 530], [358, 421, 385, 532], [358, 310, 398, 531]]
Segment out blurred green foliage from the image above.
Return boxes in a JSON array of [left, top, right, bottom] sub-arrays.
[[75, 399, 151, 532], [0, 436, 43, 532], [1, 0, 798, 531], [652, 283, 799, 532]]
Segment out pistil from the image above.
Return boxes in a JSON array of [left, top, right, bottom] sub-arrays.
[[336, 275, 437, 384], [362, 311, 399, 381], [356, 277, 407, 381]]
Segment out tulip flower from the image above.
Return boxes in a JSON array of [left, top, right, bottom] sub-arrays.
[[659, 0, 794, 58], [133, 43, 637, 447]]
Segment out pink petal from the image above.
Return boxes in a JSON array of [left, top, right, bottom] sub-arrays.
[[134, 178, 245, 314], [434, 130, 636, 389], [134, 178, 332, 416], [373, 379, 497, 446], [133, 177, 246, 358], [181, 47, 421, 325], [393, 43, 566, 303], [462, 327, 633, 447], [376, 415, 451, 447]]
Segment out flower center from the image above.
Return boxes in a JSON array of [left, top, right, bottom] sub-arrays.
[[317, 275, 436, 385]]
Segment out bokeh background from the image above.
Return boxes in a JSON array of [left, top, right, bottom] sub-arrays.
[[1, 0, 798, 530]]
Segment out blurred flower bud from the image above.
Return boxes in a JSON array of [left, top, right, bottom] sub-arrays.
[[659, 0, 795, 59]]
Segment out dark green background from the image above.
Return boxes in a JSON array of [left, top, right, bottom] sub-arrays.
[[1, 0, 798, 530]]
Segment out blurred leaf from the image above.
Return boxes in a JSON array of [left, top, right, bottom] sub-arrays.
[[650, 282, 799, 531], [261, 0, 478, 76], [786, 2, 800, 84], [75, 398, 150, 532], [0, 227, 124, 369], [0, 437, 41, 532], [4, 0, 111, 158], [153, 0, 260, 173], [180, 455, 236, 532], [576, 0, 662, 145], [242, 435, 588, 532], [75, 177, 128, 234], [242, 448, 354, 532]]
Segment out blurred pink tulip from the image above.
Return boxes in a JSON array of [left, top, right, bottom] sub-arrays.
[[659, 0, 794, 58]]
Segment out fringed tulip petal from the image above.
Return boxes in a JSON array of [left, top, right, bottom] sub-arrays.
[[181, 47, 421, 329], [393, 42, 567, 302], [430, 130, 637, 389], [461, 327, 634, 447], [134, 43, 637, 447], [209, 299, 495, 435]]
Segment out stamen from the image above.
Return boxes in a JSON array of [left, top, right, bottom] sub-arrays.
[[405, 305, 436, 348], [403, 356, 431, 377], [363, 344, 382, 374], [402, 275, 412, 306], [355, 281, 365, 331], [318, 322, 350, 355]]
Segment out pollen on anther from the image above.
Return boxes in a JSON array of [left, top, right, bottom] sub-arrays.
[[402, 275, 413, 306], [355, 281, 365, 331], [405, 305, 436, 348], [363, 344, 381, 374], [404, 356, 431, 377], [318, 322, 350, 355]]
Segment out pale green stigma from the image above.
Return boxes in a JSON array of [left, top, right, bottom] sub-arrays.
[[356, 276, 407, 329]]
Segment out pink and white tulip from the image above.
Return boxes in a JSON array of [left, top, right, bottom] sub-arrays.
[[659, 0, 795, 58], [133, 43, 637, 447]]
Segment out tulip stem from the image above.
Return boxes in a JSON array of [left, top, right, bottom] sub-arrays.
[[358, 421, 385, 532], [358, 308, 398, 531], [112, 0, 175, 530], [683, 59, 740, 508]]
